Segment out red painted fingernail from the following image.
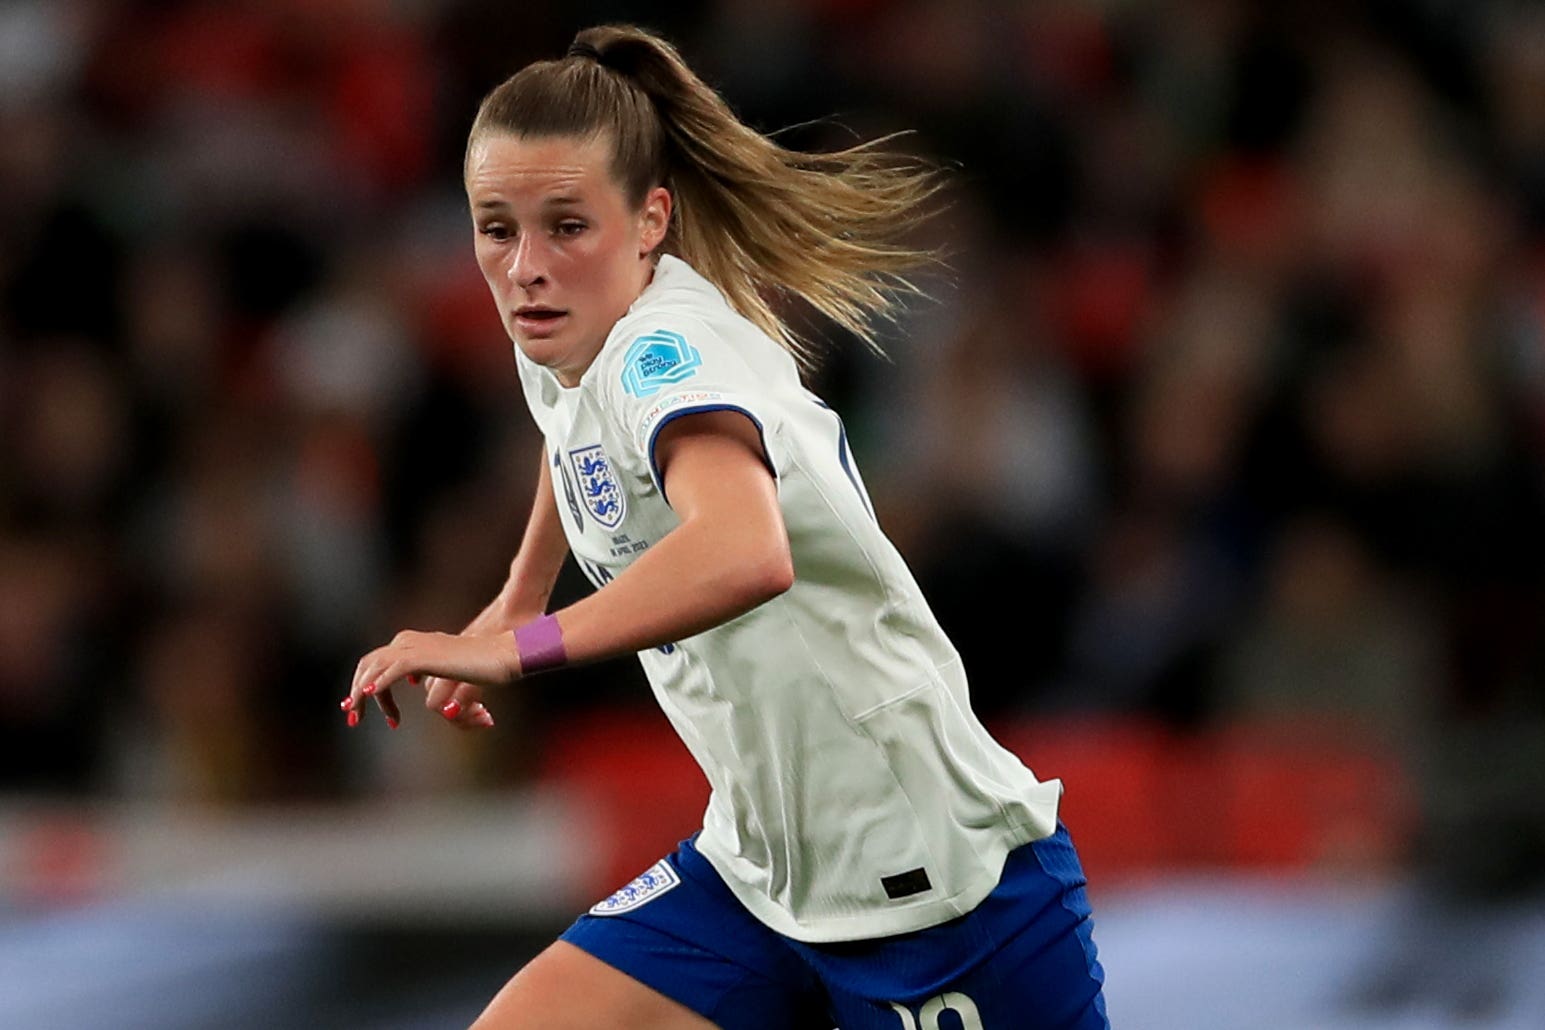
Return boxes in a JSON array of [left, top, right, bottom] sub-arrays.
[[340, 697, 353, 712], [441, 700, 461, 720], [346, 710, 360, 727], [386, 716, 400, 730], [407, 675, 419, 686], [362, 683, 376, 696]]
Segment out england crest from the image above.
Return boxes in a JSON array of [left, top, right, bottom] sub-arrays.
[[589, 859, 681, 915], [568, 444, 626, 529]]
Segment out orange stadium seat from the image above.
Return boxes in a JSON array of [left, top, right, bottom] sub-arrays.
[[541, 706, 710, 896], [546, 710, 1414, 897], [990, 716, 1179, 883]]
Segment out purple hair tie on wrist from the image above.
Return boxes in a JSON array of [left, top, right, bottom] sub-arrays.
[[513, 614, 567, 675]]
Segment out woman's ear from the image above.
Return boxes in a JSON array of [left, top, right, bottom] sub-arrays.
[[639, 186, 672, 256]]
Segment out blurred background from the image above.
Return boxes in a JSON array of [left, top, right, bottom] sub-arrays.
[[3, 0, 1545, 1027]]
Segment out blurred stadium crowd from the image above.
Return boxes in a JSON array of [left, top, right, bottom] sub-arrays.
[[2, 0, 1544, 895]]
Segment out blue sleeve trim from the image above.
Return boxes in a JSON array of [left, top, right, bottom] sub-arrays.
[[812, 399, 875, 520], [645, 403, 777, 505]]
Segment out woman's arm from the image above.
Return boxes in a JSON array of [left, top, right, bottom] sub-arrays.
[[361, 447, 572, 729], [343, 411, 789, 712], [556, 409, 792, 661], [493, 450, 572, 624]]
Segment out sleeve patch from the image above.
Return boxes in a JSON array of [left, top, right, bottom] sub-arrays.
[[621, 330, 703, 398], [640, 390, 727, 430]]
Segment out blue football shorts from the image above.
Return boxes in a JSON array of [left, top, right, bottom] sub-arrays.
[[559, 823, 1110, 1030]]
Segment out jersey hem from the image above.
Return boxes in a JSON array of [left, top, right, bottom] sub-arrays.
[[692, 811, 1060, 944]]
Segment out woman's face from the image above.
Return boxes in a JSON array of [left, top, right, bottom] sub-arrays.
[[466, 132, 670, 386]]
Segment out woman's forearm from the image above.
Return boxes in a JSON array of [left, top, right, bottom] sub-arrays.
[[546, 425, 792, 666], [552, 511, 791, 664], [497, 450, 571, 620]]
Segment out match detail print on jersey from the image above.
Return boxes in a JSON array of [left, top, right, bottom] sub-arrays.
[[621, 329, 703, 398], [568, 443, 626, 530], [589, 859, 682, 915]]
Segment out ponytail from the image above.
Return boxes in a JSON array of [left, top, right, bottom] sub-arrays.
[[469, 25, 943, 367]]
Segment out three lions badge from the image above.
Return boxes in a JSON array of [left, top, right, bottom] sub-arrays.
[[590, 859, 681, 915], [567, 444, 625, 530]]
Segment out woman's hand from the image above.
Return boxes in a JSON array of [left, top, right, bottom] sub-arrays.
[[417, 598, 545, 730], [340, 630, 522, 729], [355, 448, 566, 732]]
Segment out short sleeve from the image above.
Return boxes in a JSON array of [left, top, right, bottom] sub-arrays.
[[605, 317, 783, 498]]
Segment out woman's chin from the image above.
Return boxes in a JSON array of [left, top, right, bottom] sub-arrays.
[[513, 332, 564, 366], [514, 330, 604, 387]]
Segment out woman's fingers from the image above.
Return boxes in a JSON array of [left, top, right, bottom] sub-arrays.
[[342, 632, 503, 730], [371, 683, 402, 729], [440, 680, 474, 721], [424, 674, 456, 714], [433, 682, 494, 729], [449, 682, 495, 729], [344, 647, 416, 727], [343, 652, 375, 726]]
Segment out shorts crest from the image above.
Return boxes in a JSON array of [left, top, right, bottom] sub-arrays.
[[589, 859, 681, 915], [621, 330, 702, 398]]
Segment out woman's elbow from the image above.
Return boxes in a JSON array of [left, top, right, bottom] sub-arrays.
[[743, 544, 795, 605], [764, 549, 796, 599]]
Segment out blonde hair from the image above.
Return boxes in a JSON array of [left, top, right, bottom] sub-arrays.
[[467, 24, 943, 367]]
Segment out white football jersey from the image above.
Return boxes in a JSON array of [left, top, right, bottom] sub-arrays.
[[514, 255, 1062, 942]]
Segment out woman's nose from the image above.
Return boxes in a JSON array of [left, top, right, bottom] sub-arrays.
[[509, 235, 545, 289]]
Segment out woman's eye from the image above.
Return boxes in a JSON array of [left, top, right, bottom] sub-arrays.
[[481, 224, 511, 241], [556, 221, 587, 237]]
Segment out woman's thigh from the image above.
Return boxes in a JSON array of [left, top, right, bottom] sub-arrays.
[[471, 941, 721, 1030], [496, 836, 830, 1030]]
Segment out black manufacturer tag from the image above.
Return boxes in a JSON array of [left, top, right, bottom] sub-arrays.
[[880, 867, 932, 899]]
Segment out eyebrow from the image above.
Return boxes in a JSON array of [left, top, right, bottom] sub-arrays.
[[473, 195, 586, 211]]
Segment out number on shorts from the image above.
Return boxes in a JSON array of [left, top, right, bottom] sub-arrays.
[[889, 991, 985, 1030]]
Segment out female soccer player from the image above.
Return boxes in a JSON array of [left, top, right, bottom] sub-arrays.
[[342, 24, 1109, 1030]]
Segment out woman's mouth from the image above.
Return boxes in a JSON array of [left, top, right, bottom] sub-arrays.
[[513, 306, 569, 337]]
